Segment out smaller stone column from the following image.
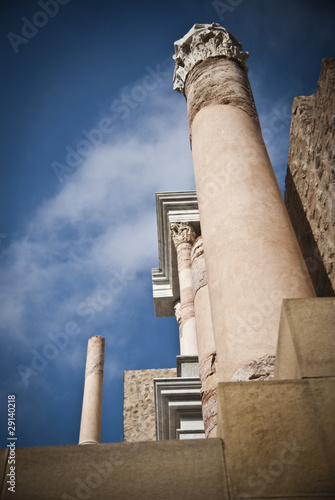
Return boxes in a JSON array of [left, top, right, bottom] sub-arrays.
[[191, 236, 217, 437], [171, 222, 198, 356], [79, 336, 105, 445]]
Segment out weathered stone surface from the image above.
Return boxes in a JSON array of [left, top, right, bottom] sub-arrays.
[[0, 439, 228, 499], [123, 368, 176, 442], [199, 351, 218, 437], [229, 355, 275, 382], [199, 352, 217, 384], [285, 58, 335, 297], [275, 298, 335, 380], [191, 236, 208, 296], [217, 378, 335, 498], [201, 386, 218, 438], [180, 286, 195, 323], [85, 335, 105, 377], [185, 56, 258, 135], [191, 235, 218, 437]]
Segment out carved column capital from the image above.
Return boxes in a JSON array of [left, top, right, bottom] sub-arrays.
[[173, 22, 249, 94], [171, 222, 196, 248]]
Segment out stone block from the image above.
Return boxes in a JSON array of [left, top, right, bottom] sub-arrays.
[[275, 298, 335, 379], [217, 378, 335, 498], [0, 439, 228, 500]]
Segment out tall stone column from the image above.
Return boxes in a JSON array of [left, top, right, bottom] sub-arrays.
[[79, 335, 105, 445], [171, 222, 198, 356], [173, 24, 315, 381], [191, 236, 217, 437]]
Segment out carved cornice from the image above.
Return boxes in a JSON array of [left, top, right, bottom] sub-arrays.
[[173, 23, 249, 94], [171, 222, 196, 248]]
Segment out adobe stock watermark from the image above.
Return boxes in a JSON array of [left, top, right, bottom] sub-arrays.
[[228, 257, 315, 346], [7, 0, 71, 54], [52, 61, 170, 183], [60, 446, 138, 500], [213, 0, 244, 21], [196, 155, 232, 209], [236, 439, 306, 498], [17, 268, 134, 386]]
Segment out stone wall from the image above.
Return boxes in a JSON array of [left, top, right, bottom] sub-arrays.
[[285, 58, 335, 296], [123, 368, 176, 442]]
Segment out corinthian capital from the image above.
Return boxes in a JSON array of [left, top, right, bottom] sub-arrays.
[[171, 222, 196, 248], [173, 23, 249, 94]]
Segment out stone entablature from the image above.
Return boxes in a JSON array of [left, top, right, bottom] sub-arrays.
[[173, 23, 248, 94], [154, 377, 205, 440], [151, 191, 200, 317]]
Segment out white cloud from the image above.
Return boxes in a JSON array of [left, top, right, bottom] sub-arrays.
[[0, 88, 195, 351]]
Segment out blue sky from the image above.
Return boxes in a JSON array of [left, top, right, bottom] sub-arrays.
[[0, 0, 334, 447]]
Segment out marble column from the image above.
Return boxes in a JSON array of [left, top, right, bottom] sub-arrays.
[[191, 236, 217, 437], [79, 335, 105, 445], [173, 24, 315, 381], [171, 222, 198, 356]]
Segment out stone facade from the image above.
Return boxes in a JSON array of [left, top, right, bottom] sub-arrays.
[[285, 58, 335, 296], [123, 368, 176, 442]]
